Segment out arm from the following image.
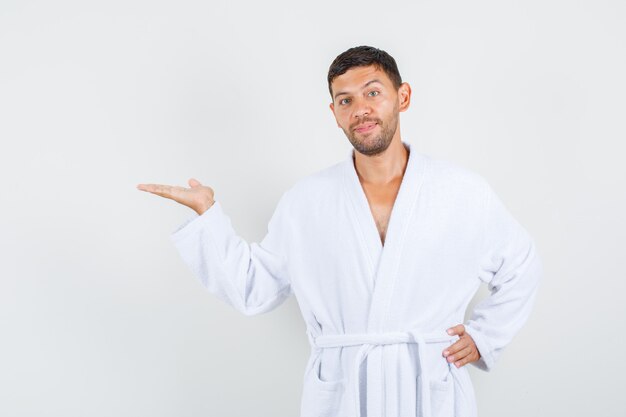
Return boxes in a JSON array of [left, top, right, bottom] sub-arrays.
[[169, 190, 294, 316], [463, 181, 543, 372]]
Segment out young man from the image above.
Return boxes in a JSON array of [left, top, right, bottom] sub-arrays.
[[137, 45, 542, 417]]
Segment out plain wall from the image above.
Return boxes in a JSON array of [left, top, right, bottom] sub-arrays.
[[1, 0, 624, 416]]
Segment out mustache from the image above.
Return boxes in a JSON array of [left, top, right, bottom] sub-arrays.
[[351, 118, 381, 131]]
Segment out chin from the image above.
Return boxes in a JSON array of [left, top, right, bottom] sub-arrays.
[[350, 136, 391, 157]]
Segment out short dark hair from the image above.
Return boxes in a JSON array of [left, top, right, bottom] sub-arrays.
[[327, 45, 403, 99]]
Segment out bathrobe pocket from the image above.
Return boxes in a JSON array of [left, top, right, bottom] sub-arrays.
[[300, 353, 345, 417], [429, 369, 455, 417]]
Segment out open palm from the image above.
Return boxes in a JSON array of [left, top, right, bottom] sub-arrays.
[[137, 178, 215, 215]]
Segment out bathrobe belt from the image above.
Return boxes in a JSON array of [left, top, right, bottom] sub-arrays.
[[308, 330, 457, 417]]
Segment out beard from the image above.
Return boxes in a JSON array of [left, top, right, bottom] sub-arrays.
[[343, 106, 399, 157]]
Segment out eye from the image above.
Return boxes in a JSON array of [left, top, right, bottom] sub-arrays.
[[368, 90, 379, 97], [339, 98, 351, 105]]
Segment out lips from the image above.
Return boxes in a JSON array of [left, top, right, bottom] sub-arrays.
[[354, 122, 377, 133]]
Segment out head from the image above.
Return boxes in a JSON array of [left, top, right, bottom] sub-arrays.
[[328, 45, 411, 156]]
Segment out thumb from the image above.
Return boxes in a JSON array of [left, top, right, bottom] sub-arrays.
[[446, 324, 466, 336], [188, 178, 202, 188]]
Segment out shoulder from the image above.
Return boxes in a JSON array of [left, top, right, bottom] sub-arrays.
[[421, 152, 490, 195], [281, 159, 345, 204]]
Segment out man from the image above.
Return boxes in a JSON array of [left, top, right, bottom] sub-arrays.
[[137, 45, 542, 417]]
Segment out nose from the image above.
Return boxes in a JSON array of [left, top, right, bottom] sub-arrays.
[[352, 97, 371, 120]]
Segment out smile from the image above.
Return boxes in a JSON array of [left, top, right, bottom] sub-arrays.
[[354, 123, 377, 133]]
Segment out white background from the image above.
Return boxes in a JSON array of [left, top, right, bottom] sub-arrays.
[[1, 1, 624, 416]]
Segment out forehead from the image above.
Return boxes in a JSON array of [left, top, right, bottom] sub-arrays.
[[331, 65, 393, 92]]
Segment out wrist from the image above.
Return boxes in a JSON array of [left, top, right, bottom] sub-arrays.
[[195, 199, 215, 216]]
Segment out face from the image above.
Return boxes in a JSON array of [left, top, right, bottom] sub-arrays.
[[329, 65, 411, 156]]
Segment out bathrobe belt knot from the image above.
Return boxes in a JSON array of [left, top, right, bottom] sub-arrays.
[[307, 330, 458, 417]]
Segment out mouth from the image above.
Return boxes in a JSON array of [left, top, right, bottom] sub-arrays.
[[354, 122, 377, 133]]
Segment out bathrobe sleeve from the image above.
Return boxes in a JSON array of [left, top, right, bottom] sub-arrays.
[[169, 190, 294, 316], [464, 182, 543, 372]]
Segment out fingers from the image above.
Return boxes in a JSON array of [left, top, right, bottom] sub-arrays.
[[442, 337, 469, 359], [137, 183, 168, 196], [445, 344, 474, 367], [136, 183, 185, 201], [442, 325, 480, 368], [450, 345, 480, 368]]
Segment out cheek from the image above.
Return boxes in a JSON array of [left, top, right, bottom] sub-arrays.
[[381, 103, 398, 121], [336, 114, 350, 126], [381, 100, 396, 112]]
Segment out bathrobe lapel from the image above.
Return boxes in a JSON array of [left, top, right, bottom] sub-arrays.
[[342, 150, 384, 285], [343, 140, 427, 332], [343, 141, 428, 415]]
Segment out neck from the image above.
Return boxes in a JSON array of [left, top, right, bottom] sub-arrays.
[[353, 139, 410, 186]]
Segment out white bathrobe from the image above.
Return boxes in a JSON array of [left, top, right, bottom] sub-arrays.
[[170, 141, 543, 417]]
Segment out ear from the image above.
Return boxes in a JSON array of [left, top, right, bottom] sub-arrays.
[[397, 82, 411, 112]]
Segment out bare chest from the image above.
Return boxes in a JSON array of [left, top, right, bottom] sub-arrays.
[[360, 178, 402, 246]]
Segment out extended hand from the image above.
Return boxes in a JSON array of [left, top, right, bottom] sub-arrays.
[[442, 324, 481, 368], [137, 178, 215, 216]]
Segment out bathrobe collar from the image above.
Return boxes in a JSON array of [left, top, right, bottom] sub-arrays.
[[342, 140, 429, 332]]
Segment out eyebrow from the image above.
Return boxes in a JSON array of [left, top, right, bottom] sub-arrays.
[[333, 79, 384, 100]]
